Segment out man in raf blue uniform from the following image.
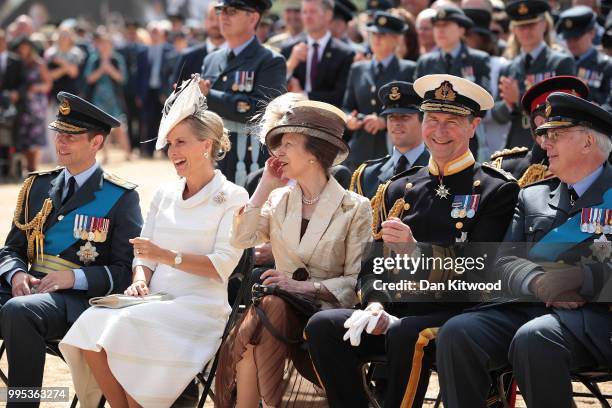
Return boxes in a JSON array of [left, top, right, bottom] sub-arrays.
[[492, 0, 575, 150], [437, 92, 612, 408], [343, 12, 416, 169], [350, 81, 429, 199], [200, 0, 287, 186], [556, 6, 612, 112], [0, 92, 143, 407], [414, 6, 490, 92], [306, 74, 519, 408], [489, 75, 588, 187]]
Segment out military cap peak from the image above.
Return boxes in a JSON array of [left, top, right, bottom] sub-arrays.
[[490, 146, 529, 160]]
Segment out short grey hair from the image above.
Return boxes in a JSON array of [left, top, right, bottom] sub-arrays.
[[592, 129, 612, 157]]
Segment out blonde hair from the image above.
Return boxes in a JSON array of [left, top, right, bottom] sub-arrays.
[[183, 111, 231, 161], [504, 12, 558, 59]]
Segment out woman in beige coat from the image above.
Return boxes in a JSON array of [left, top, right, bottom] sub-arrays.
[[215, 99, 373, 408]]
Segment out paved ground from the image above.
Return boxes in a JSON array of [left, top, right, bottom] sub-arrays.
[[0, 149, 608, 407]]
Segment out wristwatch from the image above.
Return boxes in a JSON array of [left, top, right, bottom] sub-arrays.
[[173, 251, 183, 266], [313, 281, 322, 298]]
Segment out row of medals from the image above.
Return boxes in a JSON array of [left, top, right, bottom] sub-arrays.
[[73, 215, 110, 243], [581, 208, 612, 234], [451, 195, 479, 219], [231, 71, 255, 92]]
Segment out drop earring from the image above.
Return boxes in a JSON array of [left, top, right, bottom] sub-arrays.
[[309, 159, 315, 164], [204, 151, 209, 158]]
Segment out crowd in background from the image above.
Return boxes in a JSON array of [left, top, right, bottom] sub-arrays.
[[0, 0, 611, 177]]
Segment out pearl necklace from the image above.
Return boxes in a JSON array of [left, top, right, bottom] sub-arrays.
[[302, 195, 320, 205]]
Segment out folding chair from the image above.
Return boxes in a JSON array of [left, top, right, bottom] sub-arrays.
[[571, 369, 612, 408], [196, 248, 254, 407]]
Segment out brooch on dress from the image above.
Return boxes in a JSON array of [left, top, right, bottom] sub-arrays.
[[213, 192, 226, 205]]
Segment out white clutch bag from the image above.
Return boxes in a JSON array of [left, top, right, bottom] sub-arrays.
[[88, 292, 174, 309]]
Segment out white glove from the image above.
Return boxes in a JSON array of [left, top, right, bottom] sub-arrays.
[[342, 304, 399, 346]]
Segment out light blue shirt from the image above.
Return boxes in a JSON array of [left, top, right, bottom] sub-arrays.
[[569, 165, 604, 197], [229, 36, 256, 57], [372, 53, 395, 70], [391, 144, 426, 168], [441, 43, 462, 60], [521, 42, 546, 63]]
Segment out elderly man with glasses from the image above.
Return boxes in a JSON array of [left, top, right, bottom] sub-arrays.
[[436, 92, 612, 408]]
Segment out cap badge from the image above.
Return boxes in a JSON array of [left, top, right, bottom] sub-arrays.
[[518, 3, 529, 15], [59, 100, 71, 116], [389, 86, 401, 101], [434, 81, 457, 102], [378, 16, 387, 26], [565, 19, 573, 29], [438, 10, 446, 19], [545, 101, 552, 118]]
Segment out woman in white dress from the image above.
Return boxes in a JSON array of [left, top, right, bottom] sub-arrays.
[[59, 78, 249, 408]]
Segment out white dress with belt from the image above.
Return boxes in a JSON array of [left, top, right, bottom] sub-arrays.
[[60, 170, 248, 408]]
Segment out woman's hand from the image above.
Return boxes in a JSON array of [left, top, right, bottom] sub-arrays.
[[260, 157, 289, 191], [124, 280, 149, 297], [261, 269, 309, 294], [129, 237, 169, 263]]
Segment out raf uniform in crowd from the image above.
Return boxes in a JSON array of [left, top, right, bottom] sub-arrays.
[[0, 92, 143, 406], [343, 12, 416, 169], [557, 6, 612, 112], [201, 0, 287, 186], [414, 6, 491, 92], [490, 75, 588, 187], [350, 81, 429, 199], [492, 0, 576, 150], [437, 92, 612, 408], [306, 75, 519, 408]]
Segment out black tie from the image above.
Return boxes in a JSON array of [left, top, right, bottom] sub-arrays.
[[568, 187, 579, 207], [63, 177, 76, 205], [376, 62, 384, 80], [228, 51, 236, 62], [445, 53, 453, 72], [394, 155, 409, 176], [524, 54, 533, 71]]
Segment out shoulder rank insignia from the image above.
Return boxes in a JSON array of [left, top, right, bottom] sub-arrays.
[[350, 163, 368, 195], [103, 173, 137, 190], [27, 166, 64, 177], [482, 162, 516, 181], [517, 163, 549, 188], [489, 146, 529, 161]]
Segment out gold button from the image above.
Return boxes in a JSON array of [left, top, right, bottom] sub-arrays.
[[405, 182, 413, 189], [404, 203, 411, 211], [395, 293, 401, 299], [58, 215, 64, 221], [222, 75, 228, 82], [456, 222, 463, 229], [248, 146, 252, 151], [473, 180, 481, 187], [371, 99, 377, 106]]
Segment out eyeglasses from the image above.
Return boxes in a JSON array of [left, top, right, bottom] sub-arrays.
[[215, 6, 255, 16], [541, 127, 588, 142]]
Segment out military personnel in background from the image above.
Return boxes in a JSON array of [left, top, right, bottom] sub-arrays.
[[438, 91, 612, 408], [306, 74, 519, 408], [414, 6, 491, 92], [0, 92, 143, 406], [332, 0, 366, 54], [490, 75, 588, 187], [350, 81, 429, 199], [200, 0, 287, 186], [366, 0, 393, 15], [492, 0, 575, 149], [265, 0, 303, 50], [344, 12, 416, 169], [557, 6, 612, 112]]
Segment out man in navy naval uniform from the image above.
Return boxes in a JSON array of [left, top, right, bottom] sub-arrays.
[[306, 74, 519, 408], [350, 81, 429, 199], [437, 92, 612, 408], [200, 0, 287, 186], [0, 92, 143, 407], [556, 6, 612, 112]]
